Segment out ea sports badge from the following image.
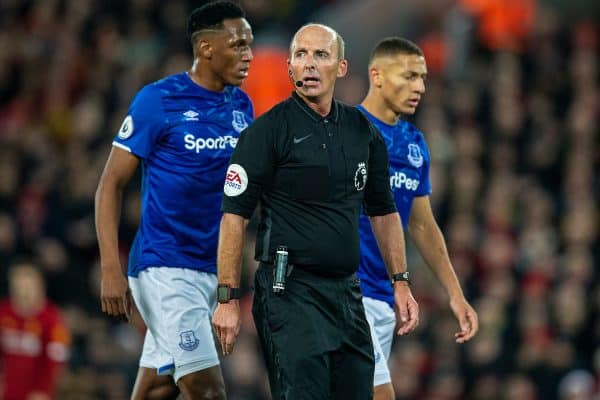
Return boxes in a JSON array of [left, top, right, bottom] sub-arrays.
[[224, 163, 248, 197], [118, 115, 134, 139]]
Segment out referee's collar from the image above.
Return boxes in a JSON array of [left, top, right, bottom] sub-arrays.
[[291, 91, 339, 124]]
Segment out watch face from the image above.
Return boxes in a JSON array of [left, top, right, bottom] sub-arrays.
[[217, 285, 230, 302]]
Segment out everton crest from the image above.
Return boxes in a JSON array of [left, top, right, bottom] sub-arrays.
[[232, 110, 248, 133], [178, 330, 199, 351], [407, 143, 423, 168]]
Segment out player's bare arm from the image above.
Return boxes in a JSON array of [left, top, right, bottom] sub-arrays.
[[408, 196, 479, 342], [95, 147, 139, 319]]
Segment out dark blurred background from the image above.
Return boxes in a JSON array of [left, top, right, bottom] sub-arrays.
[[0, 0, 598, 399]]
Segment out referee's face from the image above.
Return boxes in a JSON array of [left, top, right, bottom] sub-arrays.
[[375, 53, 427, 116], [288, 25, 347, 102]]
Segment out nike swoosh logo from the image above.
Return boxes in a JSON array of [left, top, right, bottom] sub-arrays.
[[293, 134, 312, 144]]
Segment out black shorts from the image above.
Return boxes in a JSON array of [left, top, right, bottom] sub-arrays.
[[252, 263, 374, 400]]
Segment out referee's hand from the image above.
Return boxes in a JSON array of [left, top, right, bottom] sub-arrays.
[[212, 301, 241, 356], [393, 282, 419, 335]]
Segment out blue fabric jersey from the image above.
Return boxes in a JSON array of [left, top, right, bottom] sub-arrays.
[[356, 105, 431, 307], [112, 72, 253, 277]]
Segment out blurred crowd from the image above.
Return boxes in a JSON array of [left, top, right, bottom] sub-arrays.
[[0, 0, 598, 399]]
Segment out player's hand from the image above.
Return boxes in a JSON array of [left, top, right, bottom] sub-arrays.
[[212, 301, 241, 356], [450, 296, 479, 343], [100, 265, 132, 321], [393, 282, 419, 335]]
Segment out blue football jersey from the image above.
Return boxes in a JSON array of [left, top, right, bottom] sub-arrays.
[[112, 72, 253, 277], [356, 105, 431, 307]]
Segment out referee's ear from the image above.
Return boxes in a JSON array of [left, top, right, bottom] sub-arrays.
[[337, 59, 348, 78]]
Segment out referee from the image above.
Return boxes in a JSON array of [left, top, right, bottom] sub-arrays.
[[212, 23, 419, 400]]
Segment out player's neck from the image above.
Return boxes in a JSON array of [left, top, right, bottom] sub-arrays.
[[188, 61, 226, 93], [361, 95, 400, 126]]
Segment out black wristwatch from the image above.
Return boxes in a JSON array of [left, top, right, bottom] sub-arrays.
[[217, 284, 241, 303], [391, 271, 410, 286]]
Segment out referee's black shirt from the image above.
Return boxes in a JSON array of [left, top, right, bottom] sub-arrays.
[[222, 92, 396, 277]]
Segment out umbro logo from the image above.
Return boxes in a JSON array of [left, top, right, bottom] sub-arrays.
[[183, 110, 199, 121], [293, 134, 312, 144]]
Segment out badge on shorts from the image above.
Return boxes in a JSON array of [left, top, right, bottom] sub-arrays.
[[178, 330, 199, 351]]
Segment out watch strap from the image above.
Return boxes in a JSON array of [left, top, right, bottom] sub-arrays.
[[229, 287, 241, 300], [391, 271, 410, 285], [217, 284, 242, 303]]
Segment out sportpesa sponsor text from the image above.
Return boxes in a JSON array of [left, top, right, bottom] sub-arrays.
[[390, 171, 419, 191], [184, 133, 238, 153]]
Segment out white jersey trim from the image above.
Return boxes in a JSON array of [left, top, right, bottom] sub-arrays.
[[112, 141, 132, 152]]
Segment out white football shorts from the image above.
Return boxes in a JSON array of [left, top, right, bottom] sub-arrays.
[[129, 267, 219, 383], [363, 296, 396, 386]]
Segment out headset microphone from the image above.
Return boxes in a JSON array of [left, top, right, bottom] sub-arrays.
[[289, 69, 304, 88]]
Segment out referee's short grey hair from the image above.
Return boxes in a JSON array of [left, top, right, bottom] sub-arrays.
[[290, 23, 345, 60]]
